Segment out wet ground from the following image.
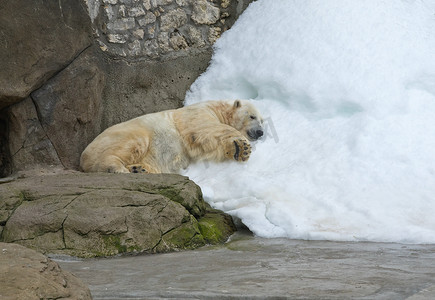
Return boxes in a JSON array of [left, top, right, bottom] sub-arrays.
[[57, 231, 435, 299]]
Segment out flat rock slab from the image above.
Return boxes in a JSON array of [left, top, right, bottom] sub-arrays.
[[58, 231, 435, 299], [0, 242, 92, 300], [0, 172, 235, 257]]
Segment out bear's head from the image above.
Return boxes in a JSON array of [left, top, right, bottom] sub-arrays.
[[231, 100, 264, 141]]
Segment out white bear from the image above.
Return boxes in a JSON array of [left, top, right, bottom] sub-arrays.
[[80, 100, 264, 173]]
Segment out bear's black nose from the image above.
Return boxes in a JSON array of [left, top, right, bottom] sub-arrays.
[[256, 130, 263, 137]]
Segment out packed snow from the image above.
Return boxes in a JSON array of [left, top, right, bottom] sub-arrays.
[[183, 0, 435, 243]]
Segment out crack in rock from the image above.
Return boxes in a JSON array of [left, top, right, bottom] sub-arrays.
[[61, 215, 68, 249]]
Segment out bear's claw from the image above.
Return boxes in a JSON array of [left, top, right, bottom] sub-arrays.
[[127, 165, 148, 173], [232, 138, 251, 162]]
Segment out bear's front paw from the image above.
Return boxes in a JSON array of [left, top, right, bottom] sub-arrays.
[[127, 165, 148, 173], [229, 138, 251, 162]]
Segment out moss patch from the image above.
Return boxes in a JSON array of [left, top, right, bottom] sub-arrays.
[[17, 190, 34, 201], [156, 215, 206, 252], [102, 235, 127, 255], [198, 209, 237, 244], [157, 187, 184, 205]]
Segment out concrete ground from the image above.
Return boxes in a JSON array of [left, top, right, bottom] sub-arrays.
[[57, 231, 435, 299]]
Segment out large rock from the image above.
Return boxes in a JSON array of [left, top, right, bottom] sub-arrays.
[[31, 46, 105, 169], [0, 0, 92, 110], [7, 98, 62, 171], [0, 172, 236, 257], [0, 242, 92, 300]]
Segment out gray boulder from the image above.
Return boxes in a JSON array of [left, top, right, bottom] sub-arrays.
[[0, 242, 92, 300], [0, 172, 236, 257]]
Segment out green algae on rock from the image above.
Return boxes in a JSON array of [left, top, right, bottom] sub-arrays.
[[199, 208, 237, 245]]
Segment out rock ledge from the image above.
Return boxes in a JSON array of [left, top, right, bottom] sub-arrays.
[[0, 172, 236, 258]]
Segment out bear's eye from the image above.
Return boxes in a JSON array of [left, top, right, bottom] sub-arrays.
[[250, 115, 256, 120]]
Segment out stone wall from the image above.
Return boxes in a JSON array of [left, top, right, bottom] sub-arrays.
[[0, 0, 253, 177], [88, 0, 246, 58]]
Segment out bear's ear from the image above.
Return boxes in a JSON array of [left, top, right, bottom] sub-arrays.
[[233, 100, 242, 109]]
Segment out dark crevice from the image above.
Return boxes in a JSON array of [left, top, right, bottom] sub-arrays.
[[11, 129, 52, 158], [161, 226, 177, 236], [63, 194, 82, 209], [27, 43, 93, 169], [29, 93, 66, 169], [0, 108, 12, 177], [157, 201, 169, 214], [11, 144, 24, 157], [151, 236, 163, 252], [38, 195, 81, 217], [61, 215, 68, 249], [30, 43, 93, 102], [116, 204, 151, 208], [160, 216, 190, 236], [49, 43, 93, 84]]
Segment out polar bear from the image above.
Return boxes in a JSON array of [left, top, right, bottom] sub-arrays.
[[80, 100, 264, 174]]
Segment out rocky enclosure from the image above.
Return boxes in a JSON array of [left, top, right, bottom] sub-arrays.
[[0, 1, 250, 295], [0, 0, 253, 177]]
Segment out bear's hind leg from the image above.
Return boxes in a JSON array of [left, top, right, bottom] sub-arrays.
[[126, 162, 161, 173], [100, 155, 130, 173], [126, 164, 148, 173]]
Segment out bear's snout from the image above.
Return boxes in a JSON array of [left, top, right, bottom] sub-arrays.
[[247, 127, 264, 140]]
